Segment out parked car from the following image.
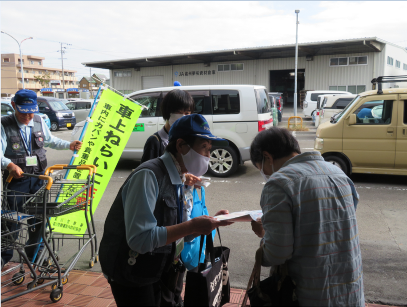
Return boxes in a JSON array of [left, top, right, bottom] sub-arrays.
[[314, 78, 407, 176], [303, 90, 351, 118], [1, 100, 51, 129], [37, 97, 76, 131], [65, 99, 93, 122], [315, 94, 357, 128], [268, 92, 283, 122], [72, 85, 273, 177]]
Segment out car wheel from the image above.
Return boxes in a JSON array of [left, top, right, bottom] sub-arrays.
[[324, 155, 348, 175], [207, 146, 239, 177], [51, 122, 59, 131]]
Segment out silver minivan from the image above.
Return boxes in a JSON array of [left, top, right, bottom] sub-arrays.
[[65, 99, 94, 123], [72, 85, 272, 177]]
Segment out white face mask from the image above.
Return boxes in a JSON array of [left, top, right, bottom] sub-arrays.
[[260, 157, 274, 182], [169, 113, 185, 126], [182, 146, 210, 177]]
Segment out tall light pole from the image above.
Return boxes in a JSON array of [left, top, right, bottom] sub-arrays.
[[294, 10, 300, 117], [1, 31, 33, 89]]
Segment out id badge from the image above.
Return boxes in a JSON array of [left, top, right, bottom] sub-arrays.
[[174, 238, 184, 260], [26, 156, 38, 166]]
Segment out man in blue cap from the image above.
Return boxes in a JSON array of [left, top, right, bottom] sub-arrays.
[[1, 89, 82, 266], [99, 114, 233, 306]]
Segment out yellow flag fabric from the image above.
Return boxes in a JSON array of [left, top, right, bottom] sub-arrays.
[[50, 88, 142, 235]]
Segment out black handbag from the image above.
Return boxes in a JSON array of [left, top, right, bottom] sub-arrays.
[[242, 245, 298, 306], [184, 228, 230, 307]]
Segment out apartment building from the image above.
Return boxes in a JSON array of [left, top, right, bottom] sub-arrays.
[[1, 53, 77, 98]]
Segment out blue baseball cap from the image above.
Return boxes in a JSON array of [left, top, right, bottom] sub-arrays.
[[169, 114, 228, 146], [13, 89, 38, 113]]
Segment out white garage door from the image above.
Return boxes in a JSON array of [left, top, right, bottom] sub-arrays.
[[142, 76, 164, 90]]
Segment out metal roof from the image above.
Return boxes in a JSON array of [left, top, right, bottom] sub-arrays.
[[82, 37, 398, 70]]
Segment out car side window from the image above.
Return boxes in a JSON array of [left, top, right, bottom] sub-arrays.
[[333, 98, 353, 109], [131, 93, 160, 117], [404, 101, 407, 124], [77, 102, 88, 110], [38, 101, 48, 111], [353, 100, 393, 124], [1, 104, 14, 116], [66, 103, 75, 110], [212, 90, 240, 115]]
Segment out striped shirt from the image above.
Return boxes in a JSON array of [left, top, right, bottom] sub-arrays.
[[260, 151, 364, 306]]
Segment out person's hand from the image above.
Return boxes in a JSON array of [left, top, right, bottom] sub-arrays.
[[185, 173, 201, 186], [70, 141, 82, 151], [251, 217, 265, 238], [7, 162, 24, 179], [191, 215, 233, 235], [214, 209, 229, 216]]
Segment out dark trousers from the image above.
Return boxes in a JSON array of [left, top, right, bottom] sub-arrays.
[[108, 268, 185, 306], [1, 173, 44, 264]]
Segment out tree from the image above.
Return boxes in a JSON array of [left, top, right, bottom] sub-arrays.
[[34, 73, 51, 87]]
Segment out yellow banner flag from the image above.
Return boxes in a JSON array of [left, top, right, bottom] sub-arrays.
[[50, 88, 142, 235]]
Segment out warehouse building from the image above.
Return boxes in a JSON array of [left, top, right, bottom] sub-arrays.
[[83, 37, 407, 107]]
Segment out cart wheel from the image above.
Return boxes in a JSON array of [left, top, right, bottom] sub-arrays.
[[51, 283, 58, 290], [50, 288, 63, 303], [55, 255, 60, 261], [12, 273, 25, 285], [95, 255, 99, 263], [89, 260, 94, 268], [27, 281, 37, 290], [37, 278, 45, 284], [62, 277, 68, 285]]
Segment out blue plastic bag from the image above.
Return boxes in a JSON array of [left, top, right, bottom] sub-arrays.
[[181, 187, 216, 270]]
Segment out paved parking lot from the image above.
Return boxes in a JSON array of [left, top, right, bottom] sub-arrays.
[[22, 125, 407, 305]]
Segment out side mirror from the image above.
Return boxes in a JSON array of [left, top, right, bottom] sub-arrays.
[[349, 114, 357, 125]]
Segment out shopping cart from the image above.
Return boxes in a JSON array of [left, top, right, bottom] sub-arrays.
[[1, 173, 63, 303], [23, 165, 98, 292]]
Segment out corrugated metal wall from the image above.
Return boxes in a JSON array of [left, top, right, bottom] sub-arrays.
[[110, 48, 407, 94], [382, 44, 407, 88], [304, 52, 376, 91]]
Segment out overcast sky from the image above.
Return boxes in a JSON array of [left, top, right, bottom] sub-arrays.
[[2, 1, 406, 81]]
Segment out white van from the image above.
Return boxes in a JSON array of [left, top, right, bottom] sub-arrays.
[[72, 85, 273, 177], [303, 90, 351, 117], [316, 94, 357, 127]]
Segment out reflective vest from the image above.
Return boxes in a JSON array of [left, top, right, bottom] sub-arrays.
[[1, 114, 47, 174]]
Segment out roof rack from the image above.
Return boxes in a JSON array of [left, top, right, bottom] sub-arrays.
[[371, 75, 407, 94]]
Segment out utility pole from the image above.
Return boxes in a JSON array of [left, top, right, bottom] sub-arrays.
[[294, 10, 300, 118], [59, 42, 71, 91]]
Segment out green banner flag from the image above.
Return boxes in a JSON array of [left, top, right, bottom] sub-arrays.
[[50, 88, 142, 235]]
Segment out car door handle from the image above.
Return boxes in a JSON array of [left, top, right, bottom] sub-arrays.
[[146, 121, 155, 127], [387, 128, 394, 133]]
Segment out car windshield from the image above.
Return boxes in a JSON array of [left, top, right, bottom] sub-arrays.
[[48, 100, 69, 111], [333, 96, 360, 122]]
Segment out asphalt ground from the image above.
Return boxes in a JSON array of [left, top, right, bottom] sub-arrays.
[[9, 120, 407, 306]]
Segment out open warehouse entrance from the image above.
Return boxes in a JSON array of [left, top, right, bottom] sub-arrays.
[[269, 69, 305, 107]]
